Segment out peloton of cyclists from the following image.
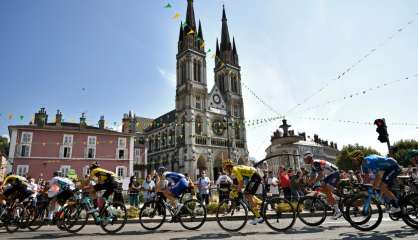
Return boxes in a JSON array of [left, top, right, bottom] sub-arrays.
[[303, 151, 343, 219], [350, 150, 402, 214], [46, 171, 76, 222], [223, 159, 264, 225]]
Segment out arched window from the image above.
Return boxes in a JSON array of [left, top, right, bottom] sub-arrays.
[[197, 62, 202, 83], [235, 122, 241, 139], [193, 60, 198, 81], [181, 62, 187, 84], [195, 116, 203, 135], [218, 74, 225, 92]]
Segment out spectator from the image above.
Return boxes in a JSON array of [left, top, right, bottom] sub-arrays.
[[266, 171, 279, 196], [216, 171, 232, 203], [128, 176, 141, 208], [197, 171, 211, 205], [279, 167, 291, 200], [142, 174, 156, 203], [411, 168, 418, 191]]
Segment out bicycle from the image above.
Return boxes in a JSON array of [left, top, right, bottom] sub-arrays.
[[345, 177, 418, 231], [216, 184, 296, 232], [139, 191, 207, 231], [296, 181, 355, 226], [3, 198, 30, 233], [62, 190, 127, 234]]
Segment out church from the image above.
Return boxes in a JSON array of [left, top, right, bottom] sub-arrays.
[[122, 0, 249, 180]]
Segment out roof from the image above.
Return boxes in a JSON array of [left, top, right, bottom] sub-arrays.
[[8, 122, 131, 136], [145, 110, 176, 132], [134, 117, 154, 133]]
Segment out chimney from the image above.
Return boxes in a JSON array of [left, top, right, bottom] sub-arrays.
[[34, 107, 48, 127], [55, 110, 62, 126], [80, 112, 87, 128], [98, 116, 105, 129]]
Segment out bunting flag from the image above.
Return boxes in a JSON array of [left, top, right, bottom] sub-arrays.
[[164, 3, 172, 8], [284, 13, 418, 116], [172, 12, 181, 20], [206, 49, 211, 53], [19, 115, 24, 120], [8, 114, 13, 120]]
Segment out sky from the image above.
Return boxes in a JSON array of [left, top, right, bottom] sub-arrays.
[[0, 0, 418, 160]]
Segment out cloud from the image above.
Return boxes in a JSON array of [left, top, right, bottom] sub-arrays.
[[157, 66, 176, 88]]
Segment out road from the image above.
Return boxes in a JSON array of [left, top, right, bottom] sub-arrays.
[[1, 215, 417, 240]]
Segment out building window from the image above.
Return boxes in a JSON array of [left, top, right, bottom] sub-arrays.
[[63, 134, 73, 145], [195, 95, 201, 109], [134, 148, 140, 163], [231, 76, 238, 93], [235, 123, 241, 139], [86, 147, 96, 159], [193, 60, 198, 81], [61, 146, 72, 158], [118, 138, 127, 148], [234, 105, 240, 117], [116, 166, 126, 177], [218, 75, 225, 92], [16, 165, 29, 176], [195, 116, 203, 135], [21, 132, 32, 144], [197, 62, 202, 83], [117, 149, 126, 160], [60, 165, 71, 177], [181, 62, 187, 84], [87, 136, 96, 145], [19, 145, 31, 157]]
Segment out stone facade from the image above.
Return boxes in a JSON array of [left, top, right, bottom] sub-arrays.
[[122, 1, 249, 180], [264, 119, 340, 174]]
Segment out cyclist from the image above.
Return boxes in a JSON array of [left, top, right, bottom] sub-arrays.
[[303, 151, 342, 219], [156, 167, 189, 215], [47, 171, 76, 221], [2, 174, 33, 203], [89, 162, 118, 208], [223, 159, 264, 225], [350, 150, 401, 213]]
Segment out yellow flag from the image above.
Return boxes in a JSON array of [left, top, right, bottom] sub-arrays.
[[200, 41, 205, 48], [187, 29, 194, 35]]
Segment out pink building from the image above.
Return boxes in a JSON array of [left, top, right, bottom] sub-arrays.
[[8, 108, 134, 180]]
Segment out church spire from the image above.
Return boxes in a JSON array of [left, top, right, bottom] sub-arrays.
[[197, 20, 203, 39], [179, 21, 184, 42], [185, 0, 196, 31], [220, 5, 232, 51]]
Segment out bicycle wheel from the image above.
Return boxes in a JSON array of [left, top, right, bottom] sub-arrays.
[[5, 204, 28, 233], [297, 196, 327, 226], [63, 204, 89, 233], [139, 200, 166, 231], [346, 194, 382, 231], [27, 206, 48, 231], [179, 199, 206, 230], [263, 197, 296, 231], [216, 198, 248, 232], [100, 201, 127, 234], [401, 193, 418, 229]]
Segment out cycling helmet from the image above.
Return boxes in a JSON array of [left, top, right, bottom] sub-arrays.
[[53, 171, 61, 177], [89, 161, 100, 171], [303, 151, 313, 159], [157, 166, 167, 176], [223, 159, 234, 168], [349, 150, 364, 162]]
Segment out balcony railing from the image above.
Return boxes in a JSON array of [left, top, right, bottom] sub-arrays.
[[195, 136, 207, 145], [211, 138, 228, 147], [235, 140, 246, 149]]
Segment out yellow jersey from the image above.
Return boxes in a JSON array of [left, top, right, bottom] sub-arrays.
[[231, 165, 257, 182], [90, 168, 115, 183], [3, 175, 29, 187]]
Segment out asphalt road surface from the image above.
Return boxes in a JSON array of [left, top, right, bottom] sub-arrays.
[[1, 215, 417, 240]]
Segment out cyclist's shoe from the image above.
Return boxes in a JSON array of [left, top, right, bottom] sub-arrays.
[[388, 206, 401, 214], [332, 210, 343, 220], [174, 203, 184, 216], [250, 217, 263, 225]]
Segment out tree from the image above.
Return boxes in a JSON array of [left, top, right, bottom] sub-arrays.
[[0, 136, 9, 156], [389, 139, 418, 166], [336, 144, 380, 170]]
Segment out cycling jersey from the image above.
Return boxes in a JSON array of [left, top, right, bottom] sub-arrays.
[[311, 160, 339, 178], [231, 165, 257, 182], [49, 177, 75, 192], [90, 167, 116, 183], [361, 155, 400, 174], [3, 175, 32, 200]]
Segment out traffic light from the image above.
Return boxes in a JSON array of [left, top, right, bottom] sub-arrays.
[[374, 118, 388, 143]]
